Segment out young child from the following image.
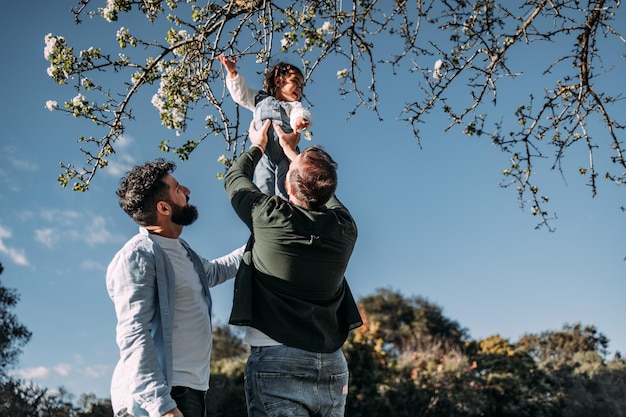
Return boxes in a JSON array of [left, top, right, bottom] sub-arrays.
[[218, 54, 313, 200]]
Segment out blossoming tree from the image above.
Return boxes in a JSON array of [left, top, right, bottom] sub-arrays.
[[45, 0, 625, 230]]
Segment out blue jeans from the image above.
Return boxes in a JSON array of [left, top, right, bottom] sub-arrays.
[[254, 153, 290, 200], [254, 96, 293, 200], [171, 386, 206, 417], [244, 345, 349, 417]]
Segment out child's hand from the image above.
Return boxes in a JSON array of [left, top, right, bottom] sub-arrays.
[[217, 54, 238, 78], [295, 118, 310, 132], [275, 124, 300, 162]]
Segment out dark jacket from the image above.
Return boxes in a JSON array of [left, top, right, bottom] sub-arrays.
[[224, 146, 362, 352]]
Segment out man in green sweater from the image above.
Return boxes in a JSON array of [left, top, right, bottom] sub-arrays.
[[224, 119, 362, 417]]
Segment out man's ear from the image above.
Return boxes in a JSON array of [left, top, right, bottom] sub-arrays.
[[156, 201, 170, 216]]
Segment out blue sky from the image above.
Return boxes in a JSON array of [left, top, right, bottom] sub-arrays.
[[1, 1, 624, 400]]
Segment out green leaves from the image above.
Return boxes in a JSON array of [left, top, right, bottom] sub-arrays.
[[341, 289, 626, 417]]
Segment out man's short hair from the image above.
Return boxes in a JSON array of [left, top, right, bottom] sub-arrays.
[[288, 146, 337, 209], [116, 158, 176, 226]]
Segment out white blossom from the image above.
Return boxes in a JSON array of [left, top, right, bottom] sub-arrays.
[[45, 100, 58, 111], [79, 47, 95, 58], [320, 21, 332, 34], [101, 0, 117, 22], [151, 93, 165, 112], [44, 34, 54, 60], [433, 59, 444, 79], [281, 32, 296, 49], [44, 33, 62, 60], [172, 31, 189, 56], [172, 108, 185, 125], [337, 68, 348, 79], [205, 114, 216, 128], [72, 94, 86, 106]]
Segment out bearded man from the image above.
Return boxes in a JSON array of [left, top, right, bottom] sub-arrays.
[[107, 159, 243, 417]]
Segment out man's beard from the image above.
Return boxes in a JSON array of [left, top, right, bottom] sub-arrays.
[[170, 201, 198, 226]]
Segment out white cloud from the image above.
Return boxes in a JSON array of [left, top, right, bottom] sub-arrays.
[[0, 168, 19, 192], [81, 260, 106, 271], [1, 144, 39, 172], [40, 209, 81, 223], [11, 363, 73, 379], [84, 364, 110, 378], [10, 361, 110, 391], [35, 228, 56, 248], [37, 210, 116, 247], [0, 144, 39, 193], [105, 152, 136, 178], [66, 215, 114, 246], [12, 158, 39, 172], [54, 363, 72, 376], [11, 365, 51, 380], [116, 134, 134, 149], [85, 216, 114, 246], [0, 224, 30, 266], [105, 135, 136, 178]]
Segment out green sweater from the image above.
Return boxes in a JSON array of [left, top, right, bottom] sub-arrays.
[[224, 146, 362, 352]]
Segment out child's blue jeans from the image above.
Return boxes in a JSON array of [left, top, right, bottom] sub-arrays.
[[254, 96, 293, 200]]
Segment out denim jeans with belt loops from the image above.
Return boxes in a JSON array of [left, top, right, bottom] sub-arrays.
[[244, 345, 349, 417]]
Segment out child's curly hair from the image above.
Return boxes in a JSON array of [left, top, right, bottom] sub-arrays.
[[263, 62, 304, 96]]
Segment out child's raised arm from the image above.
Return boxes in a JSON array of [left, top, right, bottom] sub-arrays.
[[217, 54, 238, 78]]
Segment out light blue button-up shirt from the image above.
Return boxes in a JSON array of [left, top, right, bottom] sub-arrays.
[[106, 227, 243, 417]]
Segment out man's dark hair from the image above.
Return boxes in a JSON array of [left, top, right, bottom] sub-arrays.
[[263, 62, 304, 96], [116, 158, 176, 226], [288, 146, 338, 210]]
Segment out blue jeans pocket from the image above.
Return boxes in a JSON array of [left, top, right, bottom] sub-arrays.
[[328, 371, 349, 416], [256, 372, 306, 416]]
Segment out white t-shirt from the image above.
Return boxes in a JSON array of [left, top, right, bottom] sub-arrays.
[[245, 326, 282, 347], [151, 234, 211, 390]]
